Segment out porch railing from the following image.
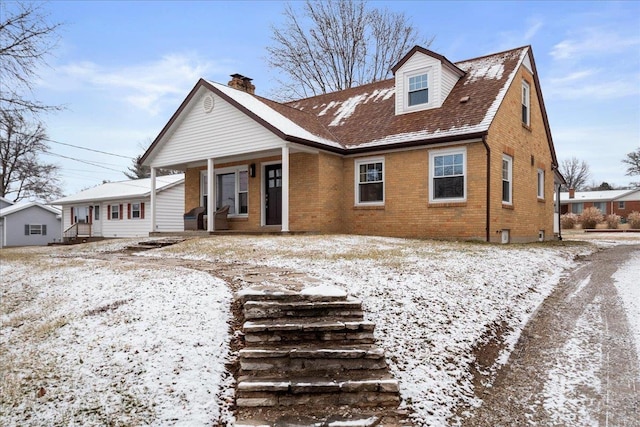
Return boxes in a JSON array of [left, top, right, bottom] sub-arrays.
[[63, 223, 92, 240]]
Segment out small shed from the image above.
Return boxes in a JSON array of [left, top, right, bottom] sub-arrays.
[[0, 202, 62, 248]]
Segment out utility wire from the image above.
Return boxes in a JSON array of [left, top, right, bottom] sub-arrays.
[[44, 137, 134, 159], [44, 151, 124, 173]]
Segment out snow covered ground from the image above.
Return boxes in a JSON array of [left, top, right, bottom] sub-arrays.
[[1, 234, 637, 426]]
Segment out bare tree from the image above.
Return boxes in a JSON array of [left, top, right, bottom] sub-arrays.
[[123, 154, 181, 180], [560, 157, 591, 191], [267, 0, 429, 100], [0, 1, 62, 114], [622, 147, 640, 176], [0, 110, 62, 202]]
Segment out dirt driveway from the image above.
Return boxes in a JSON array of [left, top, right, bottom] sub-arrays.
[[462, 243, 640, 426]]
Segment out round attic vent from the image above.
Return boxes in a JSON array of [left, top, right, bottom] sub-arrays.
[[203, 94, 214, 113]]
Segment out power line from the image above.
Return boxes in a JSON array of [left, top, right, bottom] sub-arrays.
[[44, 137, 134, 159], [44, 151, 124, 173]]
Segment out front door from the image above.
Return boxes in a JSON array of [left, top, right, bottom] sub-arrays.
[[265, 164, 282, 225]]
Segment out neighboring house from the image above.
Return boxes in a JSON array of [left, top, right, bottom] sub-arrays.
[[0, 197, 14, 210], [560, 188, 640, 218], [0, 202, 62, 248], [140, 45, 562, 243], [53, 174, 185, 239]]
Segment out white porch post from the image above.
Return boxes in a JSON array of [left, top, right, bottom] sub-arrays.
[[150, 167, 157, 233], [281, 145, 290, 232], [207, 158, 215, 232]]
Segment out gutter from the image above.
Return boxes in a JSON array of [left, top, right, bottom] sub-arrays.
[[482, 135, 491, 242]]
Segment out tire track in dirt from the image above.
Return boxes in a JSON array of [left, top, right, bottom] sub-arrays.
[[462, 244, 640, 426]]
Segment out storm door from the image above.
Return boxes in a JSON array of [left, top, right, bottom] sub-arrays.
[[265, 164, 282, 225]]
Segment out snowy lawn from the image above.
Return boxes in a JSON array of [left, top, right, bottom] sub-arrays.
[[2, 234, 630, 426]]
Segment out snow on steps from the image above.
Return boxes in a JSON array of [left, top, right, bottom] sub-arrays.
[[235, 286, 405, 426]]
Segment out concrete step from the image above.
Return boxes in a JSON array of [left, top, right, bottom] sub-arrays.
[[239, 346, 387, 374], [236, 378, 400, 408], [238, 287, 349, 304], [244, 319, 376, 345], [244, 299, 364, 320]]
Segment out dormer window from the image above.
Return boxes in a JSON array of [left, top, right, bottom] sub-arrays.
[[408, 73, 428, 106]]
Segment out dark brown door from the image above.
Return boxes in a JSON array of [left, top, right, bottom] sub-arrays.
[[265, 164, 282, 225]]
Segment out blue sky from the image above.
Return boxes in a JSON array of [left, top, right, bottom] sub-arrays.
[[25, 0, 640, 195]]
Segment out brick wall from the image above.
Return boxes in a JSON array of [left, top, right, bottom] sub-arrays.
[[485, 66, 556, 243]]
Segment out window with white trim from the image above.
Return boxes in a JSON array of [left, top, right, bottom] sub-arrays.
[[618, 201, 626, 209], [430, 148, 466, 202], [201, 167, 249, 216], [537, 169, 545, 199], [110, 204, 119, 219], [131, 202, 141, 219], [522, 80, 530, 126], [502, 155, 513, 204], [355, 158, 384, 205], [408, 73, 428, 106], [24, 224, 46, 235]]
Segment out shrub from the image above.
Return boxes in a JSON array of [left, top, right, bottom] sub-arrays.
[[561, 213, 579, 229], [628, 211, 640, 229], [579, 207, 603, 229], [605, 214, 621, 229]]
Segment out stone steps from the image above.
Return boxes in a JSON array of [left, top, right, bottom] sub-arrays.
[[235, 286, 404, 426]]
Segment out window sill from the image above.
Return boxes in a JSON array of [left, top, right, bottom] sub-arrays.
[[353, 205, 385, 210], [229, 216, 248, 222], [428, 201, 467, 208], [502, 203, 514, 210], [537, 197, 545, 203], [522, 123, 532, 132]]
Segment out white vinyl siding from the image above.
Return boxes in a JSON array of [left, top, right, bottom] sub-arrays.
[[149, 89, 284, 168], [1, 205, 60, 247]]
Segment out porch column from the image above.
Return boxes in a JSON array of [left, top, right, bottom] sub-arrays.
[[207, 158, 215, 232], [150, 167, 157, 233], [281, 145, 290, 232]]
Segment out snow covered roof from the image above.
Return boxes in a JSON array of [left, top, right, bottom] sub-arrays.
[[559, 189, 640, 203], [0, 202, 61, 217], [0, 196, 14, 206], [141, 45, 541, 165], [52, 174, 184, 205]]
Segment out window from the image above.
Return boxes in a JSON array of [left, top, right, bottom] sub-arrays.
[[571, 203, 583, 214], [94, 205, 100, 221], [110, 204, 119, 219], [537, 169, 545, 199], [502, 155, 513, 204], [618, 201, 626, 210], [430, 148, 466, 202], [24, 224, 47, 235], [201, 167, 249, 216], [593, 202, 606, 213], [522, 80, 530, 126], [355, 158, 384, 205], [131, 203, 141, 219], [408, 73, 428, 106]]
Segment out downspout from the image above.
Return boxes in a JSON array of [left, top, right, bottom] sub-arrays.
[[556, 181, 562, 241], [482, 135, 491, 242]]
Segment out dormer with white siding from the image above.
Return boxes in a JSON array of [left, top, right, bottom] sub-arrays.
[[391, 46, 466, 115]]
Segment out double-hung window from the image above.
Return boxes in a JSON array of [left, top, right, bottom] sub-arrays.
[[408, 73, 428, 107], [110, 204, 119, 219], [355, 158, 384, 205], [537, 169, 545, 199], [522, 80, 530, 126], [502, 155, 513, 204], [131, 203, 141, 219], [430, 148, 466, 202]]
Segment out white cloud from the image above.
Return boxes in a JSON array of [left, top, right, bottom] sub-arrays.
[[524, 18, 544, 41], [550, 27, 640, 60], [42, 53, 226, 115]]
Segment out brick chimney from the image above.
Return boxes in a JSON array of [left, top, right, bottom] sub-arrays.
[[569, 188, 575, 199], [228, 74, 255, 94]]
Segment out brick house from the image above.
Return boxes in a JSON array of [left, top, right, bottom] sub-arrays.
[[141, 45, 562, 243], [560, 188, 640, 218]]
